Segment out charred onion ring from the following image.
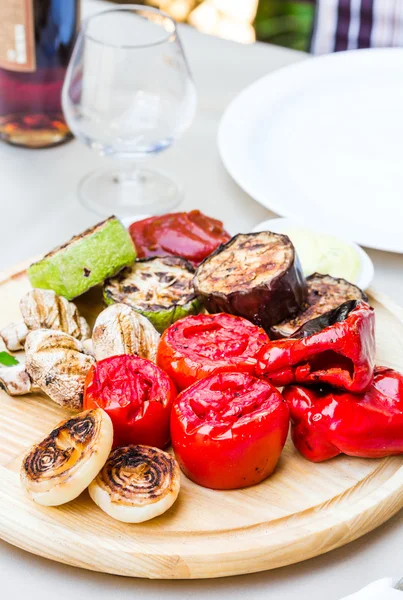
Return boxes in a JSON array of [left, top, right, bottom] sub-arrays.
[[88, 445, 180, 523], [20, 409, 113, 506]]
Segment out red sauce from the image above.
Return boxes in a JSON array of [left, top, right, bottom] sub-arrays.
[[128, 211, 231, 266]]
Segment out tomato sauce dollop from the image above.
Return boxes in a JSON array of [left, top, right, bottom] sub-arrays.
[[128, 210, 231, 266]]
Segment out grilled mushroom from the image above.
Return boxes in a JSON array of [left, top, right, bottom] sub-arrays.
[[25, 329, 95, 410], [0, 289, 90, 352], [82, 338, 95, 357], [88, 445, 180, 523], [21, 409, 113, 506], [92, 304, 160, 363]]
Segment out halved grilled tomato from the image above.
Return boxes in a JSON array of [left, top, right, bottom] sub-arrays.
[[157, 313, 270, 390], [170, 371, 289, 489]]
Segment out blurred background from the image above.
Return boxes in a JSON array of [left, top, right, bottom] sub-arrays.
[[107, 0, 315, 49]]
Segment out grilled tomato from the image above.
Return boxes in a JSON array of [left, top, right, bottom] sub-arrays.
[[170, 371, 290, 489], [83, 355, 177, 449], [157, 313, 270, 390]]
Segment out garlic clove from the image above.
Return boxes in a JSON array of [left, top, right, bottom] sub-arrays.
[[0, 321, 29, 351], [0, 364, 33, 395]]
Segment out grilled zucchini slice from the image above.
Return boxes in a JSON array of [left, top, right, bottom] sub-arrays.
[[104, 257, 200, 332], [28, 217, 136, 300]]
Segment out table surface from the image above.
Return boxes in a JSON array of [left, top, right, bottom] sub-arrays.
[[1, 1, 402, 598]]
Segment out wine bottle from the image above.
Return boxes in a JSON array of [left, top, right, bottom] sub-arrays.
[[0, 0, 80, 149]]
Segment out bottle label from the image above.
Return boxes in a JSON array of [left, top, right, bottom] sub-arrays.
[[0, 0, 36, 72]]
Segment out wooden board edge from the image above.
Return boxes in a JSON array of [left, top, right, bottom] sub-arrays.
[[1, 458, 403, 578], [0, 257, 38, 285]]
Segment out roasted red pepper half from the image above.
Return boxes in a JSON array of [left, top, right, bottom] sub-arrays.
[[157, 312, 270, 391], [256, 301, 375, 393], [170, 371, 290, 489], [128, 210, 231, 266], [83, 355, 177, 449], [284, 367, 403, 462]]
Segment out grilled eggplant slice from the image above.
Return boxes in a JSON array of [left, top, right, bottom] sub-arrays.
[[270, 273, 367, 339], [28, 217, 136, 300], [193, 232, 307, 331], [104, 257, 201, 333]]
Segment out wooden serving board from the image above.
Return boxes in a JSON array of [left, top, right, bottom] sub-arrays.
[[1, 264, 403, 579]]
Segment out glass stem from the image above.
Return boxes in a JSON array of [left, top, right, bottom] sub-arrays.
[[113, 162, 147, 207], [114, 162, 139, 184]]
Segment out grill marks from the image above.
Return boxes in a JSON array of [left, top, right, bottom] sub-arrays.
[[25, 329, 95, 410], [20, 409, 114, 507], [42, 217, 116, 260], [91, 304, 160, 363], [68, 413, 98, 444], [270, 274, 367, 338], [23, 411, 99, 482], [96, 445, 179, 506], [104, 257, 197, 312], [24, 441, 74, 480], [194, 232, 307, 331], [195, 233, 292, 294], [20, 289, 90, 341]]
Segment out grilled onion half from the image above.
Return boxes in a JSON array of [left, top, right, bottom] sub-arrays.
[[21, 409, 113, 506], [89, 445, 180, 523]]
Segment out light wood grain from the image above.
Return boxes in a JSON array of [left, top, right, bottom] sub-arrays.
[[1, 268, 403, 579]]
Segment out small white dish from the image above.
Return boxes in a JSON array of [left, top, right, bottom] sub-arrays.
[[253, 217, 374, 290]]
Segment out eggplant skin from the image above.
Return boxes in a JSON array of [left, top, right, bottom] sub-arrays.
[[193, 232, 307, 332], [104, 257, 201, 333], [291, 299, 360, 338], [270, 273, 367, 339]]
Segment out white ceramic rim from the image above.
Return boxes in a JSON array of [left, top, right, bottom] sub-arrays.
[[218, 48, 403, 254]]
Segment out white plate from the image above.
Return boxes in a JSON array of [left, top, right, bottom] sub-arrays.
[[218, 48, 403, 254], [253, 217, 374, 290]]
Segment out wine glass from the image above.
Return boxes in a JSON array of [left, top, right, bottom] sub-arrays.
[[62, 5, 197, 217]]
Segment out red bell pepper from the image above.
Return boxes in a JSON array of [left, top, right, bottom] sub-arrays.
[[255, 301, 375, 393], [83, 355, 177, 449], [284, 367, 403, 462], [157, 313, 269, 391], [171, 371, 289, 489]]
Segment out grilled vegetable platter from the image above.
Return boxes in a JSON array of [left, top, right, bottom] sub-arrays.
[[1, 210, 403, 578]]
